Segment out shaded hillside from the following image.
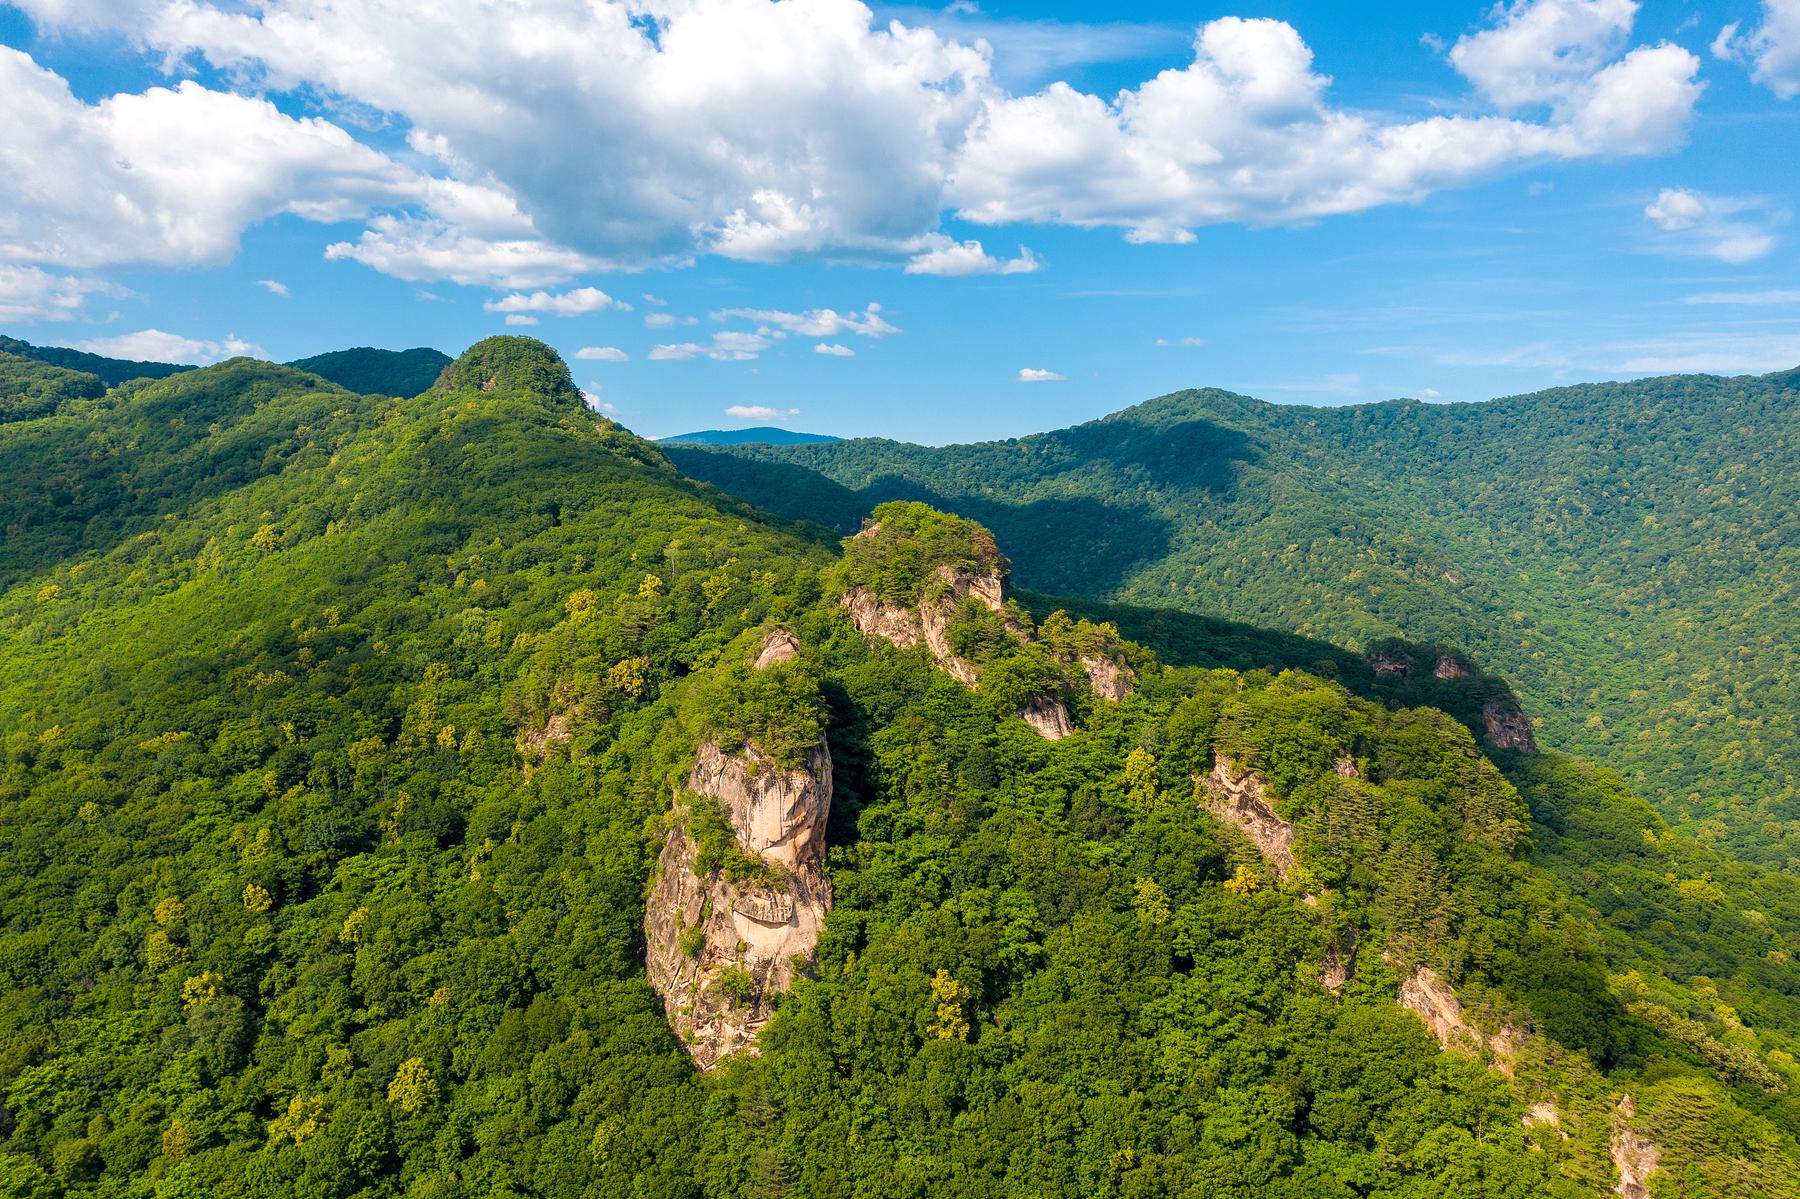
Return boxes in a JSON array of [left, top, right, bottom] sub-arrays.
[[671, 373, 1800, 865], [5, 341, 1799, 1195], [285, 346, 452, 397]]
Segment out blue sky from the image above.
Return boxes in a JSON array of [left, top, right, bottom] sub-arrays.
[[1, 0, 1796, 442]]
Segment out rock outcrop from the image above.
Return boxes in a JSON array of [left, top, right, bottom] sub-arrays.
[[1396, 966, 1526, 1075], [1079, 653, 1134, 702], [1481, 697, 1537, 752], [644, 637, 834, 1070], [841, 533, 1074, 738], [754, 628, 801, 669], [1197, 756, 1298, 881], [1610, 1095, 1662, 1199]]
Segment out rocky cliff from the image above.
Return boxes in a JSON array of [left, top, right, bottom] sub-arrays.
[[644, 635, 834, 1070]]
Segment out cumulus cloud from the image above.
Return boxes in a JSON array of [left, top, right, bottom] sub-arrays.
[[814, 343, 856, 356], [948, 11, 1699, 240], [1155, 336, 1207, 347], [483, 286, 628, 316], [75, 328, 263, 364], [903, 237, 1040, 275], [1714, 1, 1800, 98], [0, 47, 418, 271], [1644, 188, 1779, 262], [504, 314, 538, 326], [650, 331, 771, 361], [256, 278, 289, 296], [576, 345, 629, 361], [712, 303, 899, 337], [0, 265, 116, 322], [0, 0, 1711, 289], [725, 404, 800, 420], [1017, 367, 1065, 381]]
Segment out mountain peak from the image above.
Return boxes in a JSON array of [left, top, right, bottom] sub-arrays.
[[435, 336, 580, 404]]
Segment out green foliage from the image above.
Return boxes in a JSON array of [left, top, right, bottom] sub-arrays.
[[0, 334, 193, 387], [672, 372, 1800, 867], [285, 347, 451, 397], [0, 353, 103, 423], [834, 499, 1006, 603], [0, 345, 1795, 1199]]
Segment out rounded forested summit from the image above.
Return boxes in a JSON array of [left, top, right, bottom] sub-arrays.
[[435, 336, 580, 404]]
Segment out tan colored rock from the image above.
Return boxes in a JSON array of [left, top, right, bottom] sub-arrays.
[[1332, 753, 1361, 779], [645, 739, 834, 1070], [1397, 966, 1527, 1076], [841, 561, 1016, 691], [1019, 696, 1074, 740], [1198, 756, 1298, 881], [516, 710, 572, 759], [1611, 1095, 1662, 1199], [754, 629, 801, 669], [1080, 654, 1134, 702], [687, 741, 832, 873], [1369, 650, 1411, 677], [1482, 697, 1538, 752], [1432, 655, 1468, 680]]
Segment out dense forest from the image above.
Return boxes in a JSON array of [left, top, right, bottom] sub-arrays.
[[1, 338, 1797, 1196], [667, 374, 1800, 867], [284, 348, 453, 399]]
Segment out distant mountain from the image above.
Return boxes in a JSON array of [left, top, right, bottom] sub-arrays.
[[669, 370, 1800, 867], [659, 425, 840, 446], [285, 345, 451, 396], [0, 333, 193, 387], [0, 351, 105, 423]]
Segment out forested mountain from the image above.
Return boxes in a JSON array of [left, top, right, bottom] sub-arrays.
[[284, 347, 452, 398], [0, 336, 192, 388], [668, 374, 1800, 866], [1, 338, 1798, 1197], [658, 427, 842, 447]]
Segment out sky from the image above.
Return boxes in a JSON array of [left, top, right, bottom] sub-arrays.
[[0, 0, 1797, 443]]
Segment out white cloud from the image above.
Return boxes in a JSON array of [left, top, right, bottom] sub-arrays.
[[1448, 0, 1636, 109], [576, 345, 629, 361], [1155, 336, 1207, 347], [1017, 367, 1065, 381], [650, 331, 771, 361], [503, 314, 538, 326], [580, 387, 618, 414], [948, 12, 1698, 240], [75, 328, 264, 364], [814, 343, 856, 357], [642, 292, 668, 305], [1612, 331, 1800, 373], [0, 0, 1710, 288], [0, 265, 116, 322], [713, 303, 899, 337], [0, 47, 418, 271], [1683, 289, 1800, 305], [483, 286, 628, 316], [256, 278, 289, 296], [645, 312, 678, 328], [1714, 1, 1800, 98], [725, 404, 800, 420], [903, 237, 1040, 275], [1415, 386, 1443, 399], [1644, 188, 1779, 263]]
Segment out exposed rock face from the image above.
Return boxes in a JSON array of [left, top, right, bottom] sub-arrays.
[[754, 628, 801, 669], [1197, 756, 1298, 881], [644, 638, 834, 1069], [1019, 696, 1074, 740], [1611, 1095, 1662, 1199], [516, 710, 572, 759], [1080, 654, 1134, 702], [1332, 753, 1361, 779], [1369, 651, 1411, 677], [1397, 966, 1526, 1075], [1481, 697, 1538, 752], [1432, 655, 1468, 680], [840, 559, 1010, 689]]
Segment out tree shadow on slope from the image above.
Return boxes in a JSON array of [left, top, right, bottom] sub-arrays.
[[666, 447, 1181, 595]]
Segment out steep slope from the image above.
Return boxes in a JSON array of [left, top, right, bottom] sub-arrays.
[[0, 334, 192, 387], [3, 341, 1798, 1197], [668, 372, 1800, 865], [285, 347, 452, 397]]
